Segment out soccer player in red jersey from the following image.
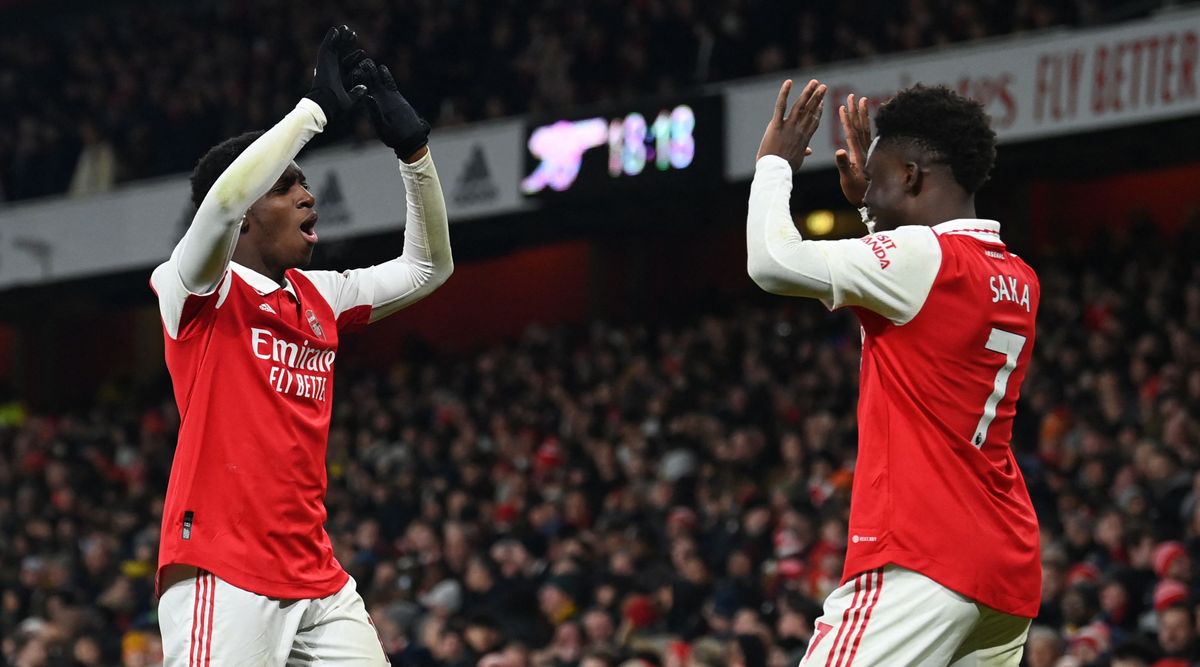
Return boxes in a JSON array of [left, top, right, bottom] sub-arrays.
[[150, 26, 451, 664], [747, 79, 1041, 665]]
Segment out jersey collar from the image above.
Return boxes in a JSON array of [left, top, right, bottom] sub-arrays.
[[933, 219, 1003, 243], [230, 261, 297, 297]]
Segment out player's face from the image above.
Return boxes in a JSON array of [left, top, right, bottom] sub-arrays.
[[861, 140, 913, 231], [244, 163, 318, 270]]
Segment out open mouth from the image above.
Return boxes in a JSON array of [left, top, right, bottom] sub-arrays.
[[300, 213, 319, 244]]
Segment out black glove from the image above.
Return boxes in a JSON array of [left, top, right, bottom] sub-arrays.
[[305, 25, 367, 123], [349, 59, 431, 159], [339, 44, 368, 77]]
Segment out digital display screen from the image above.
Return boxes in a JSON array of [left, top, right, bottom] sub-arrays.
[[521, 95, 723, 201]]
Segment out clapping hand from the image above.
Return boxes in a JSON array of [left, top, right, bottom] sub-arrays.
[[349, 59, 431, 162], [756, 79, 826, 172], [305, 25, 368, 123], [834, 93, 873, 206]]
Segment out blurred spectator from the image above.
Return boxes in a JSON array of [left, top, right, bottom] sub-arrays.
[[579, 649, 619, 667], [1024, 624, 1064, 667], [1066, 621, 1111, 664], [465, 614, 506, 664], [582, 608, 617, 652], [1156, 604, 1197, 662], [67, 119, 117, 198]]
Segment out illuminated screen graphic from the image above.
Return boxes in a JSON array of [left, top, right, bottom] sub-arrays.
[[521, 96, 721, 199], [521, 118, 609, 194]]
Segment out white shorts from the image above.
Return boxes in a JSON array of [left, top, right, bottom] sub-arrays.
[[158, 566, 387, 666], [800, 565, 1031, 667]]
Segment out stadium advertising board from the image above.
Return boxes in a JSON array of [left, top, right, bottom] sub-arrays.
[[0, 179, 190, 290], [725, 7, 1200, 179], [287, 118, 530, 243], [0, 120, 529, 289], [521, 94, 724, 202]]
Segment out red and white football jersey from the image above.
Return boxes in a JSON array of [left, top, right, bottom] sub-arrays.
[[151, 261, 380, 599], [826, 220, 1041, 619], [747, 155, 1041, 618], [148, 98, 450, 602]]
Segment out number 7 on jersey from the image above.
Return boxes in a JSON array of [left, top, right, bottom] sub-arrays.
[[973, 327, 1027, 448]]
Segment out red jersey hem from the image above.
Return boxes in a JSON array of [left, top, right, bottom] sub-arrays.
[[844, 550, 1040, 619], [156, 558, 348, 601]]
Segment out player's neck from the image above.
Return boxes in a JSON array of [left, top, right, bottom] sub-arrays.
[[912, 195, 976, 227], [231, 248, 287, 286]]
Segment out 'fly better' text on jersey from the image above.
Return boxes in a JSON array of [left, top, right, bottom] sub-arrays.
[[250, 328, 333, 401], [150, 262, 372, 600]]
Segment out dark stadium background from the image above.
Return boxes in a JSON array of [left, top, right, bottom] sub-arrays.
[[2, 1, 1200, 666]]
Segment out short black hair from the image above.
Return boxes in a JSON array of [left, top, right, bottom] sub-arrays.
[[874, 84, 997, 194], [189, 130, 265, 208]]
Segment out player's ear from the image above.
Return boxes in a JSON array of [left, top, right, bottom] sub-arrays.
[[903, 161, 922, 196], [239, 213, 251, 234]]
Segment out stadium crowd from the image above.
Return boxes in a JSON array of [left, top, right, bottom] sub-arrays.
[[1, 218, 1199, 667], [0, 0, 1149, 202]]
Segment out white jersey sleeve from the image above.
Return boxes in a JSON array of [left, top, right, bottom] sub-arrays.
[[151, 98, 327, 339], [746, 155, 941, 325], [300, 150, 453, 329]]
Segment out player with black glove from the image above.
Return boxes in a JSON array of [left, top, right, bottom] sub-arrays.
[[304, 24, 369, 122], [350, 58, 432, 163], [153, 26, 451, 665]]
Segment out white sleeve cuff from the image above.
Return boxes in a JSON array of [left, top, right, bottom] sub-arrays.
[[295, 97, 328, 130]]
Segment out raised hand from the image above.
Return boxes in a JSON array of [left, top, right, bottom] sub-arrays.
[[834, 94, 872, 206], [756, 79, 826, 173], [305, 25, 368, 123], [349, 59, 431, 162], [338, 34, 368, 77]]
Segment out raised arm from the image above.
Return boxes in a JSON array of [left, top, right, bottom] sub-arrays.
[[746, 79, 834, 297], [746, 80, 940, 325], [300, 58, 452, 328], [172, 100, 327, 294], [746, 154, 835, 297], [167, 25, 366, 295], [356, 60, 451, 320], [363, 150, 452, 322]]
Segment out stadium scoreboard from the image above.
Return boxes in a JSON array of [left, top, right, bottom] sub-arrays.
[[521, 94, 724, 202]]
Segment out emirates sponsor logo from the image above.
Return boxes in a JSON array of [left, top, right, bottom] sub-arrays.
[[250, 328, 334, 401]]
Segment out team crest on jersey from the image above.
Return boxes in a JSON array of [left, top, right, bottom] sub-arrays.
[[305, 309, 325, 339]]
